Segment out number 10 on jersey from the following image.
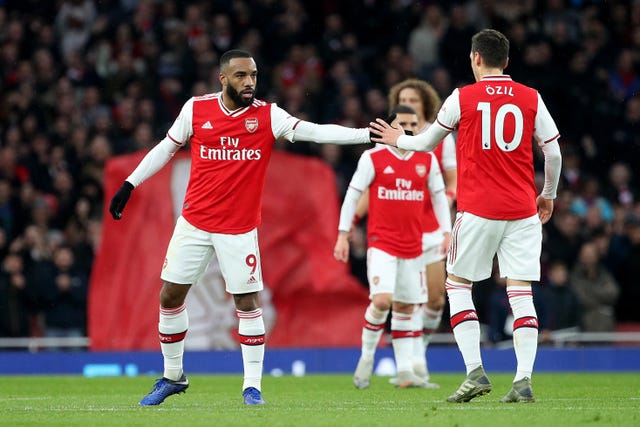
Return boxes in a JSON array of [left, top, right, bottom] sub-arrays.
[[477, 102, 524, 152]]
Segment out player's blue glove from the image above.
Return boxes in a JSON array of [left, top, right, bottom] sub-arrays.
[[109, 181, 134, 220], [369, 113, 397, 141]]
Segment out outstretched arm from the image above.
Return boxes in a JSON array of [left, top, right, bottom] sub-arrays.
[[292, 121, 370, 145], [109, 137, 181, 220]]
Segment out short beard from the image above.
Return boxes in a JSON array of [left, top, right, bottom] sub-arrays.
[[226, 85, 254, 108]]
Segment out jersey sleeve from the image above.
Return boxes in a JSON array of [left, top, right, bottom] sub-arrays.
[[348, 151, 375, 192], [533, 93, 560, 146], [436, 89, 461, 132], [441, 134, 457, 170], [270, 104, 302, 141], [338, 151, 375, 232], [166, 98, 194, 146], [427, 155, 451, 232]]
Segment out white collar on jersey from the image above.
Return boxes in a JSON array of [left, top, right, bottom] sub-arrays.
[[480, 74, 512, 81]]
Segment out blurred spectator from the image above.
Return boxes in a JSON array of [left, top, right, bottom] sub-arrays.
[[544, 211, 584, 268], [611, 95, 640, 163], [40, 244, 88, 348], [54, 0, 97, 62], [571, 241, 620, 332], [615, 214, 640, 322], [407, 4, 446, 79], [439, 3, 476, 85], [609, 48, 640, 102], [604, 162, 636, 208], [0, 251, 31, 339], [570, 175, 614, 224], [537, 260, 580, 343]]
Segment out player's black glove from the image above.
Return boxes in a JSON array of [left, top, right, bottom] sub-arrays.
[[369, 113, 396, 142], [109, 181, 134, 220]]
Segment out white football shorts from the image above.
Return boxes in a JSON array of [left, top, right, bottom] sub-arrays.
[[366, 247, 427, 304], [161, 216, 263, 294], [422, 229, 446, 265], [447, 212, 541, 282]]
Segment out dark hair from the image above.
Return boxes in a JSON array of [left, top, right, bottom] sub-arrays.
[[220, 49, 253, 67], [391, 104, 416, 115], [388, 79, 441, 122], [471, 29, 509, 69]]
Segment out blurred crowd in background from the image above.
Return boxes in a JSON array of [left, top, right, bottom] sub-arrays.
[[0, 0, 639, 347]]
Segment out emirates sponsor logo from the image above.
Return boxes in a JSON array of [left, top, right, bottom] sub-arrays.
[[245, 118, 258, 133], [377, 187, 424, 201], [199, 145, 262, 161], [415, 164, 427, 177]]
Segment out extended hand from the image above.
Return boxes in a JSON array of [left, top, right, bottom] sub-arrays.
[[369, 117, 404, 146], [109, 181, 134, 220]]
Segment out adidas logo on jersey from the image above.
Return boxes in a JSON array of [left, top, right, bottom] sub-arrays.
[[383, 165, 395, 174], [201, 121, 213, 129], [247, 275, 257, 284]]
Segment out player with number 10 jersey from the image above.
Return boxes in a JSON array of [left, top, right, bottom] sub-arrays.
[[436, 75, 559, 220]]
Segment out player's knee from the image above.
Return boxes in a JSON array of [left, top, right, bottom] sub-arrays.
[[392, 301, 413, 314], [426, 295, 445, 311], [372, 295, 392, 312], [233, 291, 260, 311], [159, 281, 190, 308]]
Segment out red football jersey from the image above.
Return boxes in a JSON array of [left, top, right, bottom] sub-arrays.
[[438, 75, 558, 220], [164, 94, 285, 233], [364, 146, 434, 258]]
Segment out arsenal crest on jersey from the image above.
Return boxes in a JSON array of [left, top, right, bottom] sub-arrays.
[[245, 118, 259, 133], [415, 164, 427, 177]]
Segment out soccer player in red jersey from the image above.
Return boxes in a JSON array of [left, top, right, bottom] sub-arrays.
[[109, 50, 372, 406], [369, 29, 562, 403], [352, 80, 454, 387], [334, 105, 450, 389], [388, 79, 456, 386]]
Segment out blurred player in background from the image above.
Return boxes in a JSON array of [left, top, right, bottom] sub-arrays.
[[109, 49, 372, 406], [334, 104, 449, 389], [370, 29, 562, 403], [388, 79, 456, 386]]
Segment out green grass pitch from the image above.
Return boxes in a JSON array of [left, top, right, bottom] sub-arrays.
[[1, 373, 639, 426]]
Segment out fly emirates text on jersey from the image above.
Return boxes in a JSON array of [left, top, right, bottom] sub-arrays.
[[377, 178, 425, 201], [199, 137, 262, 161]]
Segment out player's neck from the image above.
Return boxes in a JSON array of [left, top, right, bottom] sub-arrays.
[[393, 146, 408, 156], [221, 93, 241, 111], [477, 67, 504, 80]]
